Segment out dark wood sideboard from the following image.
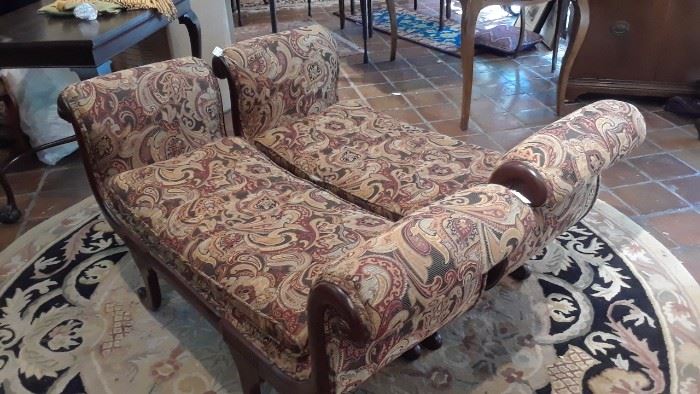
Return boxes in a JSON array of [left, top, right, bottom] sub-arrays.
[[564, 0, 700, 102]]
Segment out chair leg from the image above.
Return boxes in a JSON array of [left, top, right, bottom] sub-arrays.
[[513, 6, 527, 58], [413, 0, 417, 10], [509, 265, 532, 281], [339, 0, 345, 29], [234, 356, 263, 394], [308, 0, 312, 17], [350, 0, 355, 15], [401, 344, 422, 361], [360, 0, 369, 63], [368, 0, 373, 38], [439, 0, 444, 30], [446, 0, 451, 19], [421, 332, 443, 350], [134, 258, 162, 311]]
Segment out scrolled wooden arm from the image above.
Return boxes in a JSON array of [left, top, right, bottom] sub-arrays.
[[307, 282, 371, 393]]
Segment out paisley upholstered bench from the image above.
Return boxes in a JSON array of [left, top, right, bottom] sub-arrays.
[[58, 28, 645, 394]]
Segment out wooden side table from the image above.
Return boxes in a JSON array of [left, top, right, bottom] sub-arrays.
[[0, 0, 202, 224], [456, 0, 589, 130]]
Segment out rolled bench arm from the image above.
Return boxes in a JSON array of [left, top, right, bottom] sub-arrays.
[[307, 184, 536, 390], [491, 100, 646, 209]]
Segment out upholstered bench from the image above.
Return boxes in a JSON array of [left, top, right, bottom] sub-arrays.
[[58, 29, 646, 394]]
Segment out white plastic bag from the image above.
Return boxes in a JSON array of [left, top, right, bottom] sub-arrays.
[[0, 68, 79, 165]]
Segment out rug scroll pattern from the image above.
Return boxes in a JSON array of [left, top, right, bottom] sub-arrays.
[[1, 199, 698, 393]]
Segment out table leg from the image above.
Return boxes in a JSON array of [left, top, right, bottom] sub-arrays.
[[551, 0, 568, 72], [360, 0, 369, 64], [513, 6, 526, 57], [232, 0, 242, 26], [0, 136, 77, 224], [557, 0, 589, 115], [439, 0, 445, 30], [339, 0, 345, 29], [459, 0, 481, 130], [270, 0, 278, 33], [178, 11, 202, 58], [387, 0, 397, 61], [368, 0, 373, 38]]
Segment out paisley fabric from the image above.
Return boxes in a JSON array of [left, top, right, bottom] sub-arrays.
[[105, 136, 391, 362], [496, 100, 646, 270], [254, 100, 501, 221], [58, 57, 226, 190], [317, 184, 537, 392], [218, 24, 339, 140]]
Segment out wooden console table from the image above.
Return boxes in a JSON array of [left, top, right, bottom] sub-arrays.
[[0, 0, 201, 224]]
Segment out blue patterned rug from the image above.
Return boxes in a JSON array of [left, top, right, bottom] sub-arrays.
[[344, 7, 542, 57]]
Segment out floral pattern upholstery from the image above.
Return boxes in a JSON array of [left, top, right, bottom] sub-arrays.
[[58, 57, 226, 191], [495, 100, 646, 268], [218, 24, 339, 140], [105, 136, 392, 379], [60, 45, 648, 394], [317, 184, 537, 392], [253, 100, 501, 221]]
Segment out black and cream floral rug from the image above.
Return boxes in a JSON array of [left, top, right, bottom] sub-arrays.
[[1, 198, 699, 393]]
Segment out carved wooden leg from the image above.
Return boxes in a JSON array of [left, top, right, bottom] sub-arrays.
[[401, 344, 422, 361], [0, 136, 77, 224], [133, 259, 161, 311], [551, 0, 567, 72], [234, 355, 263, 394], [459, 0, 482, 130], [509, 265, 532, 281], [421, 332, 443, 350], [178, 12, 202, 58]]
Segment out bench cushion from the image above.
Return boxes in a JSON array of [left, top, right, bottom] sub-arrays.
[[105, 137, 391, 370], [252, 100, 501, 221]]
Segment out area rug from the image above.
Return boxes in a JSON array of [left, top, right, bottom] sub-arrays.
[[1, 198, 699, 392], [343, 7, 541, 57], [234, 19, 364, 57]]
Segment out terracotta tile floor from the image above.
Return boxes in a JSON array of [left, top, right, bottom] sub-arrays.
[[2, 2, 699, 280]]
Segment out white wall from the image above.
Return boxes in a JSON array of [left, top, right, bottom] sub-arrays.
[[167, 0, 235, 111]]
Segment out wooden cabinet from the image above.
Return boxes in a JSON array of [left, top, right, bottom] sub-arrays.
[[565, 0, 700, 101]]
